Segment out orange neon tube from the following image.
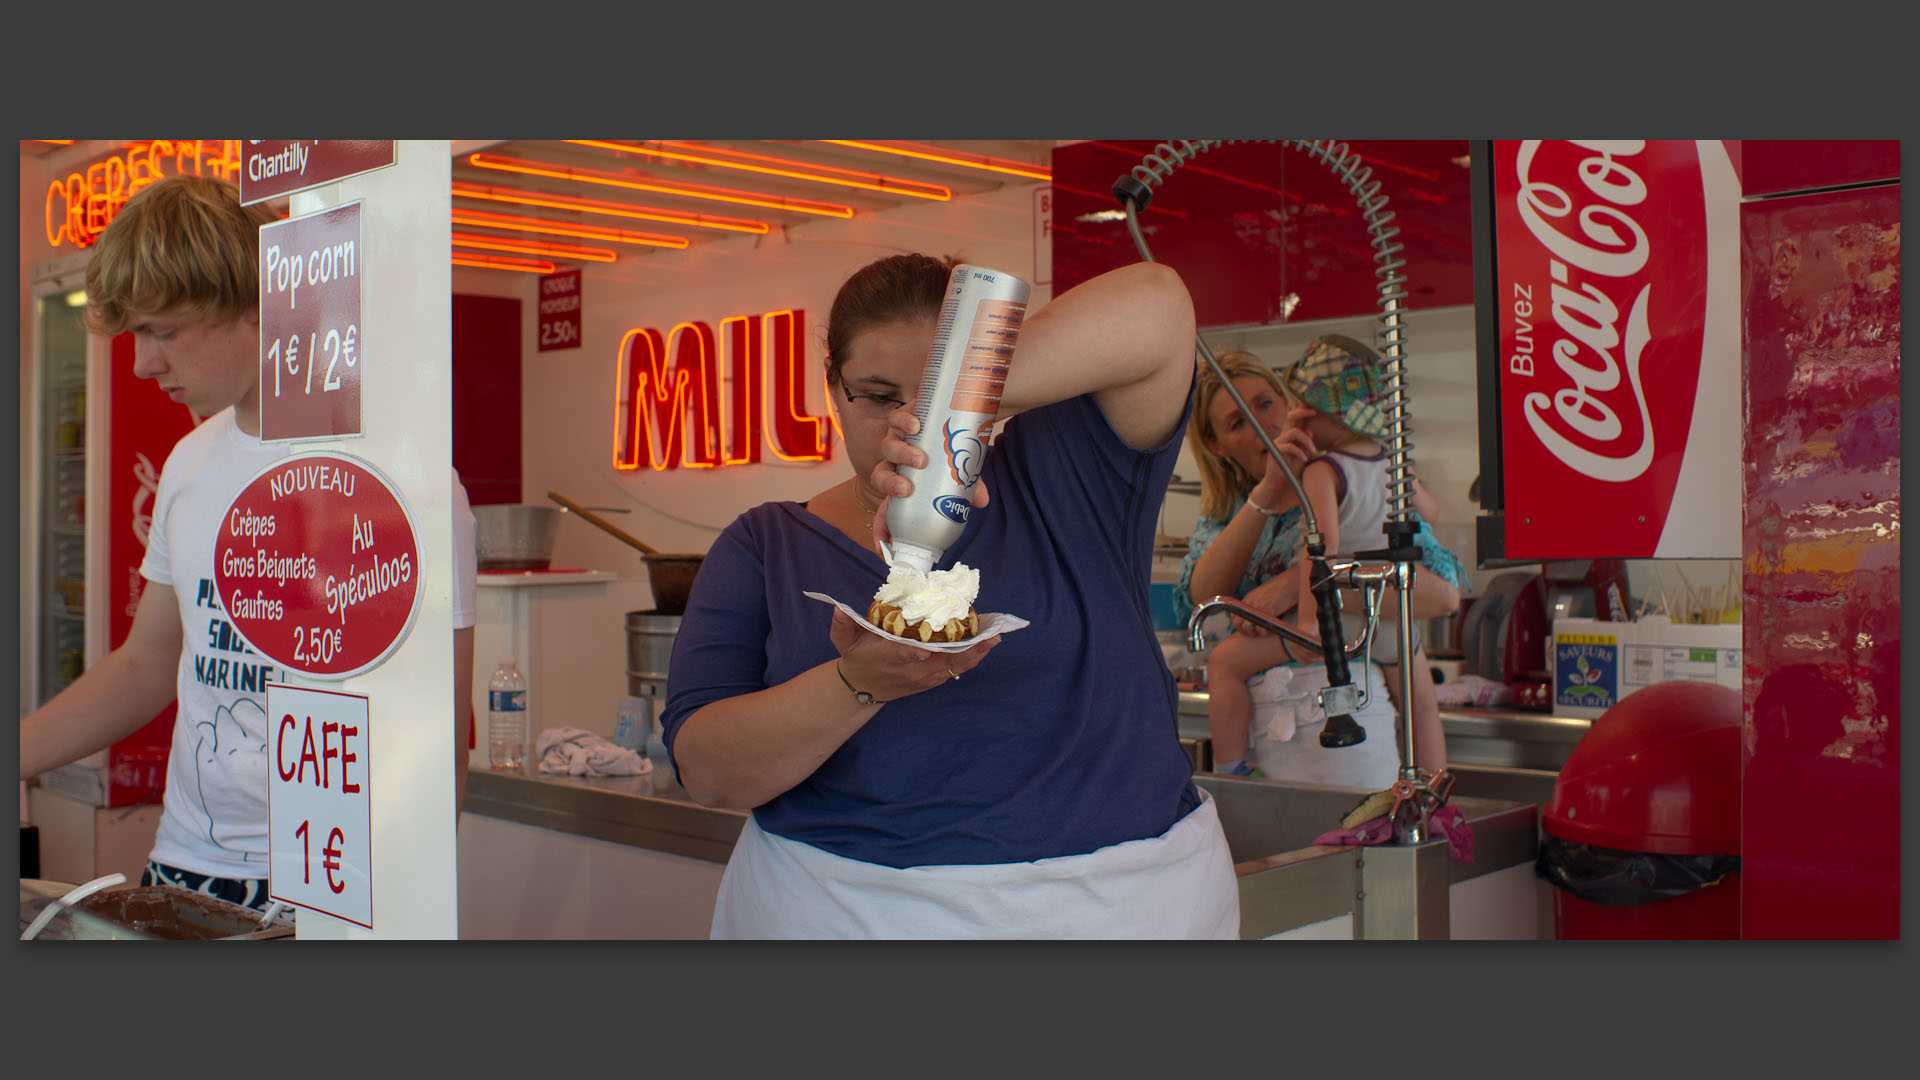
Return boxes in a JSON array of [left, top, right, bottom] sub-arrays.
[[568, 140, 950, 201], [821, 140, 1051, 181], [466, 153, 855, 218], [451, 232, 618, 262], [450, 208, 689, 249], [451, 182, 769, 234], [453, 253, 556, 274], [1081, 141, 1306, 210]]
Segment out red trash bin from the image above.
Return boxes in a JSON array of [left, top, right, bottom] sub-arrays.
[[1541, 680, 1742, 939]]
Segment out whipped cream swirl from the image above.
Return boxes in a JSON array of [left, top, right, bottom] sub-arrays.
[[874, 562, 980, 629]]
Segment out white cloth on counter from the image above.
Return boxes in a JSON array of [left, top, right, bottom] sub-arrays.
[[535, 727, 652, 777], [1433, 673, 1511, 708]]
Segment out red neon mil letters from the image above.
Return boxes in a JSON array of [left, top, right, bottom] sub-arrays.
[[613, 308, 831, 471]]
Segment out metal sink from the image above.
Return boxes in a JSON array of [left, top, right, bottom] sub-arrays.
[[1192, 773, 1541, 939]]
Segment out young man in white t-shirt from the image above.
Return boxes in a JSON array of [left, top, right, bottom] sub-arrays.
[[20, 174, 478, 912]]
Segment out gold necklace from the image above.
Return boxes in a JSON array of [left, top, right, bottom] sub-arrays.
[[851, 483, 881, 530]]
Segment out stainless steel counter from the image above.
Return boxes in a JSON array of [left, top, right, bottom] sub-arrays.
[[470, 696, 1585, 861], [464, 765, 744, 865], [465, 762, 1542, 939], [1195, 774, 1542, 939], [1176, 688, 1585, 809], [1436, 707, 1591, 771]]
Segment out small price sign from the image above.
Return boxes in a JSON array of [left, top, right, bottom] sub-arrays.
[[538, 268, 582, 351], [267, 683, 374, 928], [1033, 186, 1052, 287], [259, 201, 364, 442], [240, 140, 396, 205]]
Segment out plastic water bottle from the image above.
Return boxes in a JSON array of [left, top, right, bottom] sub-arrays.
[[613, 696, 649, 753], [488, 658, 528, 771]]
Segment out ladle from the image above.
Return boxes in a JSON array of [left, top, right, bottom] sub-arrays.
[[546, 491, 705, 615], [547, 491, 660, 556]]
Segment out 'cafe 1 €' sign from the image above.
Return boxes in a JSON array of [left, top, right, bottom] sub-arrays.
[[258, 201, 364, 441], [240, 140, 396, 206], [266, 683, 374, 929], [214, 452, 421, 679]]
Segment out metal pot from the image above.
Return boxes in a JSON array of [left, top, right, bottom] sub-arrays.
[[545, 492, 704, 615], [625, 610, 681, 698], [640, 554, 704, 617], [20, 880, 293, 940], [474, 504, 563, 571]]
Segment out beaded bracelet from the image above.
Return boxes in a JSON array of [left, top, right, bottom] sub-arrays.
[[1245, 492, 1283, 516]]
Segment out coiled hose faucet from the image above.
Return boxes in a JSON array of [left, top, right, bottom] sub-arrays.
[[1118, 140, 1452, 842]]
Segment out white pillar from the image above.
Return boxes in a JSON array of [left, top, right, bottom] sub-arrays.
[[284, 141, 456, 939]]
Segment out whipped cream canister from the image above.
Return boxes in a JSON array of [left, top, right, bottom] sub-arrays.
[[886, 264, 1030, 574]]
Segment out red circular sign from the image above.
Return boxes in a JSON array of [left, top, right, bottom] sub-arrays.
[[215, 452, 422, 679]]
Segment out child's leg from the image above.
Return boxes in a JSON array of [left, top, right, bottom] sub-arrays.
[[1379, 659, 1408, 766], [1407, 645, 1447, 772], [1205, 632, 1291, 770], [1380, 660, 1405, 717], [1376, 650, 1447, 773]]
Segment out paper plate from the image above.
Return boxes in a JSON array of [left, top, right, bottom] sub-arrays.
[[803, 591, 1029, 653]]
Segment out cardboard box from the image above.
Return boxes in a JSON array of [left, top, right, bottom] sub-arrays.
[[1553, 616, 1741, 719]]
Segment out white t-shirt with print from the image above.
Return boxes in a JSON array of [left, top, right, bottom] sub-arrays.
[[140, 407, 477, 880]]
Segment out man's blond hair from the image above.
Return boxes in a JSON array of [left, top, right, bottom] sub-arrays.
[[83, 175, 277, 336]]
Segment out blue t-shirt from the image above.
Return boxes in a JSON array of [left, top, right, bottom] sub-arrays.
[[661, 390, 1201, 869]]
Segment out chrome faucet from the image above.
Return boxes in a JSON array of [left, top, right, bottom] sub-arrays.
[[1187, 581, 1453, 843], [1186, 593, 1377, 658], [1121, 140, 1457, 843], [1187, 589, 1383, 723]]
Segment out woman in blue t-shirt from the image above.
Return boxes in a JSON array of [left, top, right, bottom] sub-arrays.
[[661, 253, 1241, 939]]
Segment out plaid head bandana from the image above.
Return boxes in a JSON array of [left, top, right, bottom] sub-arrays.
[[1281, 334, 1388, 440]]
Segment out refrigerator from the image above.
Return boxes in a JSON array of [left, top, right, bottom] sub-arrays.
[[24, 253, 200, 875]]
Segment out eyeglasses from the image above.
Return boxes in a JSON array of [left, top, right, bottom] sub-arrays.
[[838, 382, 908, 417]]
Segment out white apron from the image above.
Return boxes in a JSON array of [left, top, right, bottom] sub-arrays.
[[710, 788, 1240, 940]]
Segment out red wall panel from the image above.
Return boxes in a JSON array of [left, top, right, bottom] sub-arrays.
[[101, 332, 199, 805], [451, 293, 524, 506], [1051, 140, 1475, 329], [1739, 181, 1900, 939], [1735, 139, 1900, 199]]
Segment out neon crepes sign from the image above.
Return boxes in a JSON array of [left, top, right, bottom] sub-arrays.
[[44, 141, 245, 249], [613, 309, 833, 470]]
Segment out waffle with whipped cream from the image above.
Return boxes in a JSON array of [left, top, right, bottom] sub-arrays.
[[867, 563, 981, 642]]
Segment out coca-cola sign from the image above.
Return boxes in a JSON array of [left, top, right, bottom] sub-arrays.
[[1495, 140, 1741, 558]]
